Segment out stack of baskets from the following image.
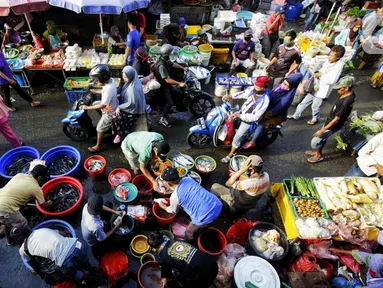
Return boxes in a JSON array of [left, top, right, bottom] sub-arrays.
[[198, 44, 214, 66], [63, 77, 89, 104]]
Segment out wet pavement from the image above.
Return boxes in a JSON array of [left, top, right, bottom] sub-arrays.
[[0, 67, 380, 287]]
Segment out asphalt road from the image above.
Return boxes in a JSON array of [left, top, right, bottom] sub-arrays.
[[0, 71, 380, 287]]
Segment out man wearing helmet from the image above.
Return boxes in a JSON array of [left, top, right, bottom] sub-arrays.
[[81, 64, 118, 153], [155, 44, 187, 128]]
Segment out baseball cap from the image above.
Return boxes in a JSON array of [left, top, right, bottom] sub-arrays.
[[254, 76, 270, 88], [178, 17, 186, 27], [275, 5, 285, 13], [161, 167, 180, 182], [87, 195, 104, 215], [156, 140, 170, 162], [333, 76, 355, 90], [244, 29, 252, 37], [248, 155, 263, 167]]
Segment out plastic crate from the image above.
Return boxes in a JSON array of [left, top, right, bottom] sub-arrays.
[[64, 77, 90, 91], [65, 90, 86, 104]]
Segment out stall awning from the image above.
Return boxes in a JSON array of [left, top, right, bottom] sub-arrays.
[[0, 0, 49, 16]]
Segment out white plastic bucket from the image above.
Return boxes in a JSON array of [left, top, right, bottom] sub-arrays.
[[256, 57, 270, 70], [229, 86, 242, 95], [215, 82, 228, 97]]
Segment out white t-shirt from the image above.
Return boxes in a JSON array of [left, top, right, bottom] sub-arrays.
[[81, 203, 107, 246], [357, 132, 383, 176], [19, 228, 77, 267], [101, 78, 118, 112]]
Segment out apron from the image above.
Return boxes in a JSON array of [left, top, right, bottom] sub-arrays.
[[49, 34, 60, 49]]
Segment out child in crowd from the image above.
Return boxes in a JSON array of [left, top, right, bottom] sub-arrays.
[[370, 59, 383, 90], [0, 95, 22, 147]]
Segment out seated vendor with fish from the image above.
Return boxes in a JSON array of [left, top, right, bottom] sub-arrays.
[[148, 231, 219, 288], [0, 165, 52, 246], [121, 131, 170, 189], [212, 155, 270, 213], [81, 195, 124, 258], [156, 168, 222, 241], [221, 76, 271, 164]]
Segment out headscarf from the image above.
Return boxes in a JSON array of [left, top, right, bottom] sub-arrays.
[[269, 72, 303, 116], [135, 46, 149, 63], [349, 19, 363, 42], [119, 66, 146, 114], [110, 26, 121, 42]]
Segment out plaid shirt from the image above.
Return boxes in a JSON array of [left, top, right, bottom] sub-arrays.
[[234, 172, 270, 196]]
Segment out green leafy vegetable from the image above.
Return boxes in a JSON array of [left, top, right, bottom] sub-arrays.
[[335, 135, 348, 151]]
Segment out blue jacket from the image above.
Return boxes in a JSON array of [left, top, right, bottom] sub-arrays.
[[335, 28, 362, 50], [176, 178, 222, 226]]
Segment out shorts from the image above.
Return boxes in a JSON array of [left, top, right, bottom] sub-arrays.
[[96, 112, 113, 133], [232, 58, 255, 68], [0, 211, 28, 227], [121, 143, 140, 170]]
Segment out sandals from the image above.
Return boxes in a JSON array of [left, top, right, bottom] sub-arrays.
[[305, 151, 316, 156], [287, 115, 296, 120], [221, 155, 232, 164], [88, 146, 102, 153], [241, 142, 256, 150], [307, 155, 324, 163], [307, 120, 317, 126], [31, 101, 41, 107]]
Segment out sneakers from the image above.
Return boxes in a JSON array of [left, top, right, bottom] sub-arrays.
[[158, 117, 171, 128]]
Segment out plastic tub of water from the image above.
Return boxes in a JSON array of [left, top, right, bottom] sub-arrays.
[[0, 146, 39, 179], [41, 145, 81, 178], [153, 202, 176, 225], [138, 261, 161, 288], [198, 228, 227, 256]]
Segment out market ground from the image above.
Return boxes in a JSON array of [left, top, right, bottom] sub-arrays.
[[0, 68, 381, 287]]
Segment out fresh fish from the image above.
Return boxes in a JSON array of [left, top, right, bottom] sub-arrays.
[[88, 160, 104, 171], [196, 158, 215, 172], [46, 184, 80, 212], [48, 156, 77, 176], [232, 158, 238, 172], [187, 171, 201, 183], [6, 156, 34, 176]]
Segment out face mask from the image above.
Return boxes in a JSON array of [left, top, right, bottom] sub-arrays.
[[255, 89, 265, 95], [283, 41, 291, 47], [280, 83, 290, 91], [245, 37, 251, 41]]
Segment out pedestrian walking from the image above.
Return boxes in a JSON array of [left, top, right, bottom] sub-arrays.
[[0, 95, 22, 147]]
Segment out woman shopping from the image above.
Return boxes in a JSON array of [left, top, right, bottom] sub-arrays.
[[113, 66, 147, 143], [262, 6, 285, 59], [0, 95, 22, 147], [335, 20, 363, 50], [0, 51, 40, 110]]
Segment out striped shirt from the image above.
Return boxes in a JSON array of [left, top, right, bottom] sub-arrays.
[[233, 172, 270, 196], [233, 87, 270, 123]]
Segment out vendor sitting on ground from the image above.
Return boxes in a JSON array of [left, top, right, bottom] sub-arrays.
[[157, 168, 222, 241], [148, 231, 219, 288], [330, 247, 383, 287], [306, 76, 356, 163], [265, 31, 301, 87], [43, 20, 66, 50], [346, 132, 383, 177], [80, 64, 118, 153], [121, 131, 170, 187], [20, 228, 90, 284], [231, 29, 256, 76], [108, 26, 125, 54], [221, 76, 270, 164], [212, 155, 270, 213], [112, 66, 147, 143], [81, 195, 123, 257], [0, 165, 51, 246], [242, 73, 303, 149]]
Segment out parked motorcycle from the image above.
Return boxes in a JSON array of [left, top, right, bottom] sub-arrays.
[[146, 70, 215, 118], [187, 101, 283, 148]]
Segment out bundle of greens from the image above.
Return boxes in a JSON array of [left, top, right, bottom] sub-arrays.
[[335, 136, 348, 151], [290, 177, 318, 197], [346, 7, 367, 18], [350, 113, 383, 139]]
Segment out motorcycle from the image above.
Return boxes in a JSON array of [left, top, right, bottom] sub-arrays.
[[62, 91, 97, 142], [187, 101, 283, 148], [146, 70, 215, 118]]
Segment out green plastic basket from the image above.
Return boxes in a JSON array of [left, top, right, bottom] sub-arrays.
[[64, 77, 90, 91]]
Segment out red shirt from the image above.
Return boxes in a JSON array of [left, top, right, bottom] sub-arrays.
[[263, 14, 283, 35], [136, 11, 147, 41]]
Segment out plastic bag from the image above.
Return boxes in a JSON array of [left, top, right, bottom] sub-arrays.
[[372, 111, 383, 121], [307, 240, 339, 261], [54, 281, 77, 288], [223, 119, 235, 145], [224, 243, 245, 258], [215, 244, 245, 288], [289, 251, 318, 273], [218, 123, 228, 142], [337, 253, 361, 274], [99, 251, 129, 286], [226, 218, 254, 246]]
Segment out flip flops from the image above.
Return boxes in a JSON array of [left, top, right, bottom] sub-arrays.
[[307, 155, 324, 163], [88, 147, 102, 153]]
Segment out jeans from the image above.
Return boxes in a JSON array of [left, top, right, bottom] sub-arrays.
[[0, 116, 21, 147], [293, 93, 323, 122], [345, 164, 368, 177], [2, 82, 34, 107], [162, 87, 173, 118], [232, 122, 251, 148], [251, 122, 265, 143], [61, 241, 88, 282], [305, 8, 320, 30], [311, 129, 336, 150]]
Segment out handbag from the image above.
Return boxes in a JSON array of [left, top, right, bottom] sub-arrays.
[[304, 77, 316, 94]]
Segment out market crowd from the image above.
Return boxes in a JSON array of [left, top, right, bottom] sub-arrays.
[[0, 1, 383, 288]]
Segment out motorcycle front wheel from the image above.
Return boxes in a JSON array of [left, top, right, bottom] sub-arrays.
[[256, 131, 279, 148], [63, 123, 89, 141], [189, 96, 215, 118], [187, 132, 212, 148]]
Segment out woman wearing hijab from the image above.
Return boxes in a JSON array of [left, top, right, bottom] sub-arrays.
[[335, 20, 363, 50], [108, 26, 125, 54], [113, 66, 147, 143], [133, 47, 151, 77], [242, 73, 303, 149], [43, 20, 65, 50]]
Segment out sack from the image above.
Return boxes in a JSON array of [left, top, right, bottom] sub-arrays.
[[99, 251, 129, 286], [226, 218, 254, 246], [289, 251, 318, 273]]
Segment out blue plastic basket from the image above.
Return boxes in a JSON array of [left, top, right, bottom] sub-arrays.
[[65, 90, 86, 104], [41, 145, 81, 178], [0, 146, 40, 179]]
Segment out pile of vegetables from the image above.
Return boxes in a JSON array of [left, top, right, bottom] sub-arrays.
[[293, 199, 326, 218], [319, 13, 339, 30], [335, 136, 348, 151], [350, 113, 383, 139], [346, 7, 367, 19], [289, 176, 318, 197]]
